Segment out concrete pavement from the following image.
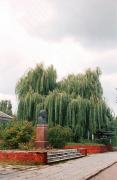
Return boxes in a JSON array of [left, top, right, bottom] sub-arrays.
[[0, 152, 117, 180]]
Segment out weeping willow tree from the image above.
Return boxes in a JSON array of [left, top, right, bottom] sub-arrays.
[[16, 64, 57, 98], [16, 64, 57, 124], [58, 67, 103, 99], [17, 91, 45, 124], [16, 64, 113, 140], [45, 90, 70, 127], [57, 68, 112, 140]]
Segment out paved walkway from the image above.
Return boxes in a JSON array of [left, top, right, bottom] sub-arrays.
[[91, 163, 117, 180], [0, 152, 117, 180]]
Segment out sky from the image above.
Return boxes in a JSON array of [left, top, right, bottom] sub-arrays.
[[0, 0, 117, 115]]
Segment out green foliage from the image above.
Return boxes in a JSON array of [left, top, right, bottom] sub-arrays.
[[45, 91, 70, 127], [17, 92, 45, 124], [0, 100, 12, 115], [16, 64, 57, 98], [79, 138, 96, 144], [18, 141, 35, 150], [16, 64, 57, 123], [107, 118, 117, 146], [0, 121, 34, 149], [67, 140, 102, 146], [48, 126, 73, 148], [112, 136, 117, 146], [96, 138, 110, 145], [16, 64, 113, 142], [58, 67, 102, 99]]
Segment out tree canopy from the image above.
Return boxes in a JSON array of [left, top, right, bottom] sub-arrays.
[[16, 64, 113, 140], [0, 100, 12, 116]]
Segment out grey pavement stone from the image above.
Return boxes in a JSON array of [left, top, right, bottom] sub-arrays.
[[0, 152, 117, 180]]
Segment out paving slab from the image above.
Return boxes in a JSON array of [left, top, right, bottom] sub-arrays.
[[0, 152, 117, 180]]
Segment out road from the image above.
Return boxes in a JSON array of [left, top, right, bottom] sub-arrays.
[[0, 152, 117, 180]]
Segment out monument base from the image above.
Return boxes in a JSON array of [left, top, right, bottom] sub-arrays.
[[35, 141, 48, 149], [35, 124, 48, 149]]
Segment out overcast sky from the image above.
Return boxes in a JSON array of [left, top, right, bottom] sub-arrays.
[[0, 0, 117, 115]]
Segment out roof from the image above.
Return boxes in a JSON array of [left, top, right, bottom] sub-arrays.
[[0, 111, 13, 122]]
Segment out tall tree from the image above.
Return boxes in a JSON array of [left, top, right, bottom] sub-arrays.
[[16, 64, 57, 124], [16, 64, 113, 140], [0, 100, 12, 115]]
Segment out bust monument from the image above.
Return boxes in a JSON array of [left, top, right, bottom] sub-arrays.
[[36, 109, 48, 148], [38, 109, 47, 125]]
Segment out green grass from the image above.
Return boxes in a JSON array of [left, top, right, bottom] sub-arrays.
[[66, 142, 104, 146]]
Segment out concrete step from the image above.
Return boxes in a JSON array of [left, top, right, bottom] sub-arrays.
[[48, 154, 85, 163], [47, 149, 84, 163], [48, 153, 81, 159]]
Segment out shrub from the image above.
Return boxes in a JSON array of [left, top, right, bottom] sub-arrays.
[[18, 142, 35, 150], [95, 138, 110, 145], [1, 121, 34, 149], [112, 136, 117, 146], [48, 125, 72, 148]]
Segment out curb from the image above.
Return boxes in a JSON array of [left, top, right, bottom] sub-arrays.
[[84, 161, 117, 180]]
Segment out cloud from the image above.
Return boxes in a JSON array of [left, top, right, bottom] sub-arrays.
[[0, 52, 25, 95], [9, 0, 117, 48], [0, 35, 116, 113], [0, 0, 116, 114], [101, 73, 117, 115], [89, 49, 117, 74]]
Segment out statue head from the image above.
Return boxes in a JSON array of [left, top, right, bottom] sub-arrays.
[[38, 109, 47, 124]]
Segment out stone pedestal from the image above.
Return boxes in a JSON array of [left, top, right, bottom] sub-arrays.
[[35, 124, 48, 149]]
